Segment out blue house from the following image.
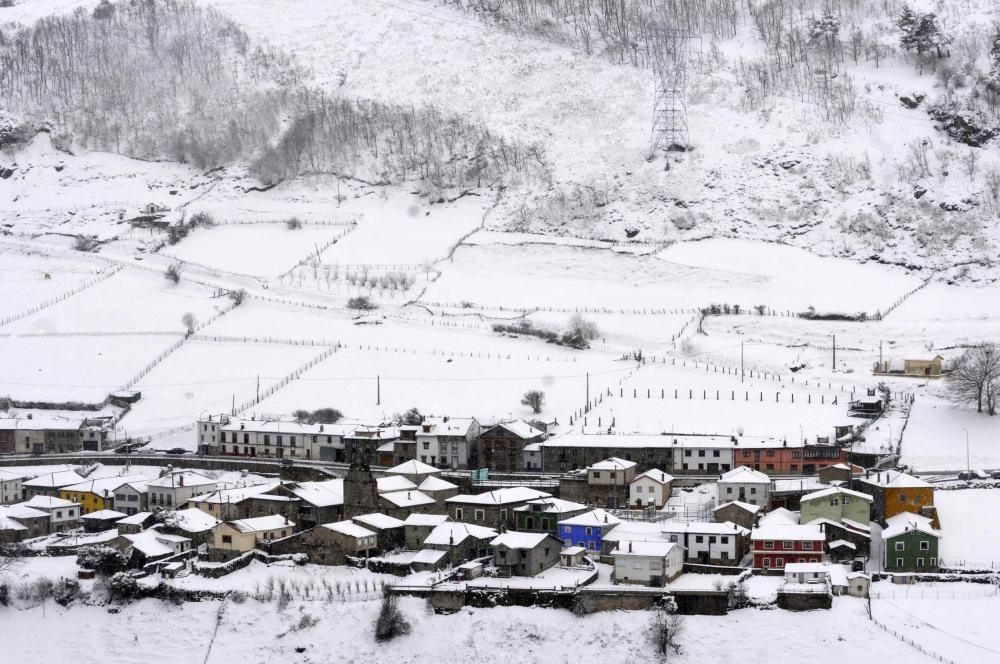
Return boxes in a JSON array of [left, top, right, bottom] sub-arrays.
[[557, 509, 622, 553]]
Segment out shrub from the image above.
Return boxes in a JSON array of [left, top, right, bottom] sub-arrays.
[[92, 0, 114, 19], [77, 545, 128, 577], [492, 320, 557, 342], [374, 593, 411, 642], [347, 296, 377, 312], [164, 263, 182, 284], [74, 235, 99, 252], [166, 225, 190, 245], [189, 211, 215, 227], [31, 577, 54, 604], [286, 216, 303, 230], [53, 578, 82, 606], [108, 572, 139, 603], [0, 584, 8, 606], [228, 288, 248, 306], [521, 389, 545, 414], [650, 600, 684, 657]]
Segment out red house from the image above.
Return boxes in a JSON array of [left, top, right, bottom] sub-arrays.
[[750, 524, 824, 569]]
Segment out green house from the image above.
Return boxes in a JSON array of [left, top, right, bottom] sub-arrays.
[[513, 497, 588, 536], [800, 486, 873, 526], [882, 513, 940, 572]]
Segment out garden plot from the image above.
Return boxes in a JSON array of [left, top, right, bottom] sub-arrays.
[[4, 268, 225, 335], [120, 340, 321, 438], [164, 224, 342, 280], [423, 239, 923, 313], [934, 489, 1000, 568], [0, 247, 107, 320], [0, 334, 182, 403], [901, 393, 1000, 472], [251, 347, 626, 423]]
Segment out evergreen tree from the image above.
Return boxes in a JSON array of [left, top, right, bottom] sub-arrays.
[[897, 5, 917, 47]]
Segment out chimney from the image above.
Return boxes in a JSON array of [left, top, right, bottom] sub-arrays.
[[628, 541, 633, 553], [240, 423, 245, 430]]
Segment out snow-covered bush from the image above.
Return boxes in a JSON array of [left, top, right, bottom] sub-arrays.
[[77, 545, 128, 577], [108, 572, 139, 603], [374, 593, 411, 642], [53, 578, 82, 606]]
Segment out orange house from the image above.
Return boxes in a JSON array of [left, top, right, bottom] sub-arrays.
[[855, 470, 938, 528]]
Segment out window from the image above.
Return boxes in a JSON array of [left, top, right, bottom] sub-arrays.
[[721, 537, 729, 544], [896, 557, 904, 567], [782, 541, 792, 550], [243, 433, 249, 444], [668, 535, 678, 543], [474, 509, 485, 522], [790, 464, 798, 471], [792, 451, 801, 459], [585, 527, 593, 536], [650, 560, 662, 571], [713, 450, 720, 458], [803, 542, 813, 550], [743, 451, 751, 458], [895, 541, 905, 551], [277, 436, 283, 445], [222, 535, 232, 544], [762, 558, 771, 568], [726, 488, 733, 495], [750, 488, 757, 494], [721, 551, 729, 560], [842, 497, 850, 504], [930, 557, 937, 566], [775, 558, 784, 567], [919, 540, 929, 551], [899, 494, 907, 503], [830, 499, 839, 507], [916, 557, 925, 567], [312, 436, 317, 443], [564, 526, 572, 534], [764, 541, 774, 550], [695, 535, 704, 543], [588, 541, 595, 550], [422, 442, 430, 450], [500, 509, 508, 523], [633, 560, 643, 570], [766, 464, 774, 471], [264, 435, 270, 444], [456, 508, 464, 520], [684, 450, 692, 457], [709, 536, 716, 544], [541, 518, 549, 530], [766, 450, 775, 457], [56, 511, 62, 518]]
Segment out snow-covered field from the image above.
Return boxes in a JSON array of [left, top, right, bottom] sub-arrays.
[[0, 594, 942, 664], [902, 394, 1000, 473], [935, 489, 1000, 567], [0, 246, 108, 320]]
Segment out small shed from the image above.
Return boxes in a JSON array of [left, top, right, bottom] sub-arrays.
[[456, 561, 483, 580], [560, 546, 587, 567], [847, 572, 870, 598], [82, 509, 127, 533], [411, 548, 448, 572]]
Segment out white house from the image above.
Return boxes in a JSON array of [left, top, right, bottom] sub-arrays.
[[414, 417, 481, 470], [612, 540, 685, 586], [147, 471, 218, 510], [18, 495, 81, 532], [717, 466, 772, 507], [587, 457, 637, 486], [661, 521, 749, 565], [0, 469, 24, 505], [628, 469, 674, 508]]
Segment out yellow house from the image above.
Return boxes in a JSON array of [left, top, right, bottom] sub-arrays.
[[904, 356, 944, 377], [211, 514, 295, 561], [60, 475, 145, 515]]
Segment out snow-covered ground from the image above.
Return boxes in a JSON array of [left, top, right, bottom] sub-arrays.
[[902, 394, 1000, 473], [935, 489, 1000, 568], [0, 245, 108, 320]]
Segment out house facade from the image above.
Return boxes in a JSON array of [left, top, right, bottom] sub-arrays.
[[713, 501, 760, 531], [882, 514, 940, 572], [0, 470, 24, 505], [113, 481, 151, 515], [478, 421, 546, 472], [557, 509, 621, 553], [414, 417, 481, 470], [662, 521, 749, 565], [717, 466, 771, 507], [147, 471, 218, 510], [513, 498, 588, 536], [211, 515, 295, 561], [446, 487, 551, 530], [799, 487, 873, 526], [855, 470, 937, 526], [628, 469, 674, 508], [0, 418, 83, 454], [61, 475, 146, 515], [612, 540, 684, 586], [19, 496, 81, 532], [491, 532, 562, 577], [750, 524, 825, 569]]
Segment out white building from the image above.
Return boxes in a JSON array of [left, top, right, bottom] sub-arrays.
[[717, 466, 772, 507], [414, 417, 481, 470], [612, 540, 685, 586], [18, 495, 81, 532], [628, 469, 674, 508], [0, 469, 23, 505], [147, 471, 218, 510], [661, 521, 749, 565], [587, 457, 637, 486]]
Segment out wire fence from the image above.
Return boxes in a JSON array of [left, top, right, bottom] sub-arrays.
[[0, 264, 123, 328], [233, 346, 339, 414], [872, 587, 999, 599], [870, 615, 958, 664]]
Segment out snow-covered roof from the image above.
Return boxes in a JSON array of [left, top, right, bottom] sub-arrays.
[[0, 504, 49, 521], [22, 470, 84, 488], [603, 521, 669, 543], [147, 471, 217, 489], [403, 513, 451, 528], [857, 470, 931, 489], [81, 509, 127, 520], [828, 539, 856, 550], [322, 520, 376, 539], [631, 469, 673, 485], [523, 443, 542, 452], [613, 541, 678, 557], [0, 417, 82, 431], [380, 490, 435, 508], [714, 500, 761, 514], [229, 515, 293, 533], [751, 524, 825, 541], [352, 513, 405, 531], [20, 495, 79, 510], [557, 509, 621, 527], [417, 476, 459, 492], [718, 466, 771, 484], [800, 486, 873, 503], [0, 513, 27, 531], [882, 513, 940, 540], [424, 522, 498, 546], [221, 419, 354, 436], [772, 477, 826, 494], [491, 532, 550, 549], [561, 546, 586, 555], [513, 497, 587, 514], [758, 508, 800, 526], [447, 486, 550, 506], [189, 481, 281, 504], [662, 521, 748, 536], [63, 475, 147, 496], [386, 460, 440, 476], [588, 457, 637, 471], [488, 420, 545, 439], [0, 468, 25, 481], [285, 479, 344, 507], [412, 548, 447, 564], [783, 562, 831, 574], [168, 508, 221, 533], [116, 511, 153, 526], [124, 531, 189, 558], [415, 417, 478, 437], [840, 518, 871, 533], [377, 475, 417, 493]]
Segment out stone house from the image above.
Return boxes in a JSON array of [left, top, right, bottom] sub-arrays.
[[403, 513, 450, 550], [378, 490, 437, 521], [0, 504, 51, 541], [157, 507, 221, 548], [282, 479, 344, 530], [818, 463, 865, 485], [81, 509, 127, 533], [713, 501, 760, 531], [423, 522, 497, 566], [385, 460, 442, 485], [513, 497, 588, 536], [491, 532, 562, 577], [446, 487, 551, 530], [478, 420, 546, 472], [351, 513, 405, 551], [586, 457, 637, 507]]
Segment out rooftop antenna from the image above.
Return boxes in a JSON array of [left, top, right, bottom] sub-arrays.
[[648, 27, 692, 166]]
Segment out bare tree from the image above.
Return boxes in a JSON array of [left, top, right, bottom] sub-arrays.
[[650, 599, 684, 657], [949, 344, 1000, 415], [961, 148, 979, 179], [521, 389, 545, 414], [164, 263, 183, 284]]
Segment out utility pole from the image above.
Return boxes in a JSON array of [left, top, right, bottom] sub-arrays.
[[256, 374, 260, 403], [832, 334, 837, 372], [879, 340, 883, 367], [741, 341, 744, 383], [231, 394, 235, 416], [586, 372, 590, 413], [377, 375, 381, 406], [964, 427, 970, 474]]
